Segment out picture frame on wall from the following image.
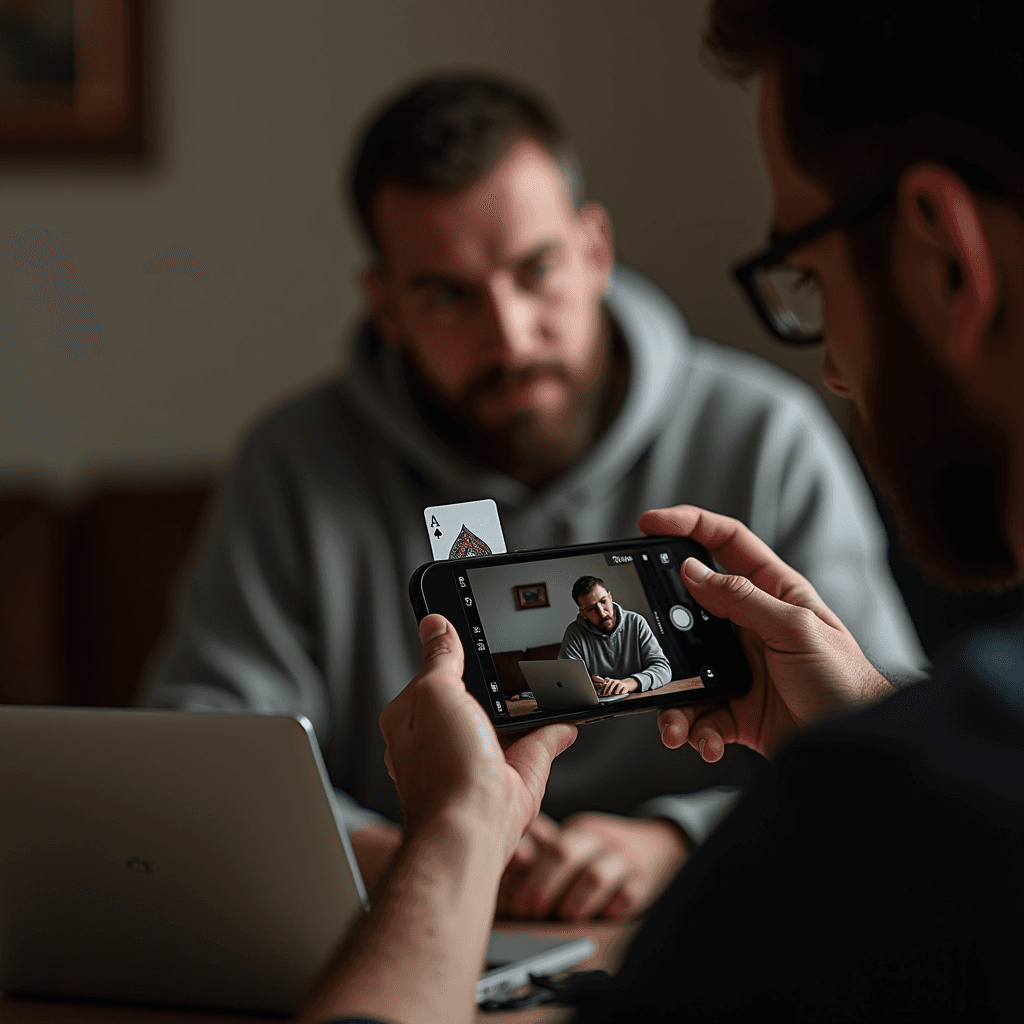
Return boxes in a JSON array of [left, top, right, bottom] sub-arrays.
[[513, 582, 549, 610], [0, 0, 149, 160]]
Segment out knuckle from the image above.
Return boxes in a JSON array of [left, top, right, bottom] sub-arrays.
[[549, 841, 573, 867], [579, 862, 609, 889], [788, 604, 821, 637], [720, 572, 755, 598]]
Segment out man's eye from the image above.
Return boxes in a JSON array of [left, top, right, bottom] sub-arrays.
[[794, 268, 820, 293], [521, 260, 553, 287], [428, 285, 465, 306]]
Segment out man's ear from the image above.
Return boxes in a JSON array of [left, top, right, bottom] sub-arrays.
[[893, 164, 997, 365], [577, 201, 615, 287], [360, 264, 403, 347]]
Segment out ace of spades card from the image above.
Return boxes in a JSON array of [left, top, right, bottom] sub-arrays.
[[423, 499, 507, 560]]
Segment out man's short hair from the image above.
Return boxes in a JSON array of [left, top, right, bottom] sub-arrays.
[[349, 74, 584, 255], [572, 575, 606, 605], [705, 0, 1024, 208]]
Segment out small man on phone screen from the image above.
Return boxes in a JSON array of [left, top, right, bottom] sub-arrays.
[[558, 575, 672, 694]]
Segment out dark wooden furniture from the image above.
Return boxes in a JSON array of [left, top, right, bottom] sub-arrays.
[[0, 481, 214, 708]]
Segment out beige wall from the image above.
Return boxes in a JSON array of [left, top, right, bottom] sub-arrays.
[[0, 0, 846, 493]]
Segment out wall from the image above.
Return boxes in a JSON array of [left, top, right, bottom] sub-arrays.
[[0, 0, 845, 494], [467, 554, 653, 653]]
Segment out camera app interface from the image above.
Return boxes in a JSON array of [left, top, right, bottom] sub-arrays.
[[457, 545, 720, 720]]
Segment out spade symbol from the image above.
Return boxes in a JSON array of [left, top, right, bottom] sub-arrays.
[[434, 528, 442, 538], [449, 524, 492, 559]]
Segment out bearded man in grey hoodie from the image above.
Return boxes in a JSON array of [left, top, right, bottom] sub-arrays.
[[143, 73, 928, 923], [560, 576, 671, 695]]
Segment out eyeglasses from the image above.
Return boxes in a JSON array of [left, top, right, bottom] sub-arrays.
[[732, 171, 899, 345]]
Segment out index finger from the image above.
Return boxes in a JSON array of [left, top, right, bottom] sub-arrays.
[[502, 722, 578, 808], [639, 505, 841, 627]]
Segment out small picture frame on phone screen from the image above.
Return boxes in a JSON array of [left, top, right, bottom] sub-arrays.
[[513, 583, 549, 610]]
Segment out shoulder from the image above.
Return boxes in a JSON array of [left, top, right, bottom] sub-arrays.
[[237, 378, 347, 460], [612, 267, 840, 450], [562, 618, 585, 638], [224, 376, 380, 501], [686, 338, 837, 437]]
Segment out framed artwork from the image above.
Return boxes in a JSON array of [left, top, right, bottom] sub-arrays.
[[513, 582, 549, 610], [0, 0, 148, 160]]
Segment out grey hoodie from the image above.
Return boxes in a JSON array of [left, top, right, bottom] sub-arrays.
[[559, 602, 671, 692], [142, 264, 928, 846]]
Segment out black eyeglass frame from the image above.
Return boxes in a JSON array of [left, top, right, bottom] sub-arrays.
[[732, 171, 900, 345]]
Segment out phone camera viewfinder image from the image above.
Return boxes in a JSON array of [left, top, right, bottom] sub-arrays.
[[410, 537, 749, 729]]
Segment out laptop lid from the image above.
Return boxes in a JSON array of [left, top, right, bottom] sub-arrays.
[[519, 659, 603, 709], [0, 707, 597, 1013], [0, 707, 368, 1014]]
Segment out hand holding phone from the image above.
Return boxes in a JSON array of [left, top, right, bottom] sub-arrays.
[[638, 506, 896, 760]]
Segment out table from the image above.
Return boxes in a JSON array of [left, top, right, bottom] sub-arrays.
[[508, 675, 705, 717], [0, 921, 638, 1023]]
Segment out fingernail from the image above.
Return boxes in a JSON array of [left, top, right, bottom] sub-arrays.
[[684, 557, 711, 582], [420, 621, 446, 644], [698, 737, 706, 756]]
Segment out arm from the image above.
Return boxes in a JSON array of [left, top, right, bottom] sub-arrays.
[[294, 617, 576, 1024], [632, 617, 672, 692]]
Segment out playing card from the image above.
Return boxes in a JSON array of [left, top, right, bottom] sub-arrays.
[[423, 499, 507, 560]]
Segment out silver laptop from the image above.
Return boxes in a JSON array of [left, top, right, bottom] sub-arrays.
[[0, 707, 592, 1012], [520, 659, 632, 709]]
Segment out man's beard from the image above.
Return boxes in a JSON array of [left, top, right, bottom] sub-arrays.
[[408, 361, 605, 481], [855, 269, 1019, 591], [404, 324, 623, 486]]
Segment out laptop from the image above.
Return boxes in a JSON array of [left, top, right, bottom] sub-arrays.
[[520, 659, 632, 710], [0, 707, 593, 1013]]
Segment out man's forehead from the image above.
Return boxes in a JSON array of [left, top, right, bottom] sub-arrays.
[[758, 68, 834, 239], [373, 139, 577, 279], [581, 587, 609, 605]]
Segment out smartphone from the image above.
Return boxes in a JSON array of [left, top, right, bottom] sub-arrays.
[[409, 535, 751, 732]]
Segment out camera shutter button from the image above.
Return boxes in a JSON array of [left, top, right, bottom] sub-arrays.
[[669, 604, 694, 631]]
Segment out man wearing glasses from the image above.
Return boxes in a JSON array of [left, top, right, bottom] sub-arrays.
[[293, 1, 1024, 1021]]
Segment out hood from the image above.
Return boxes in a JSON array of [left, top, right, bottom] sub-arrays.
[[335, 263, 695, 513], [575, 601, 627, 639]]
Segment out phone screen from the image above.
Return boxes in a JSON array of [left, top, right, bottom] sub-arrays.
[[410, 536, 751, 730]]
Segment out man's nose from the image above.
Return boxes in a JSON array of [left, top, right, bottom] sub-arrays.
[[485, 280, 544, 366], [821, 346, 850, 396]]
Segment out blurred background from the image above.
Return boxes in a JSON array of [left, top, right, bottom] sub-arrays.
[[1, 0, 836, 491], [1, 0, 1015, 710]]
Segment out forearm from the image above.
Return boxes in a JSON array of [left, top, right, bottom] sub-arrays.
[[296, 816, 505, 1024], [634, 658, 671, 692]]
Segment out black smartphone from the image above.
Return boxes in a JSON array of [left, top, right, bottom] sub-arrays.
[[409, 535, 751, 732]]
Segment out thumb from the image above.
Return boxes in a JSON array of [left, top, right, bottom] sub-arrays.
[[681, 557, 814, 649], [381, 615, 464, 741], [417, 614, 465, 680]]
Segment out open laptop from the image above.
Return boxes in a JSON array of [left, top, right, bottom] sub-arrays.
[[0, 707, 593, 1013], [520, 658, 632, 710]]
